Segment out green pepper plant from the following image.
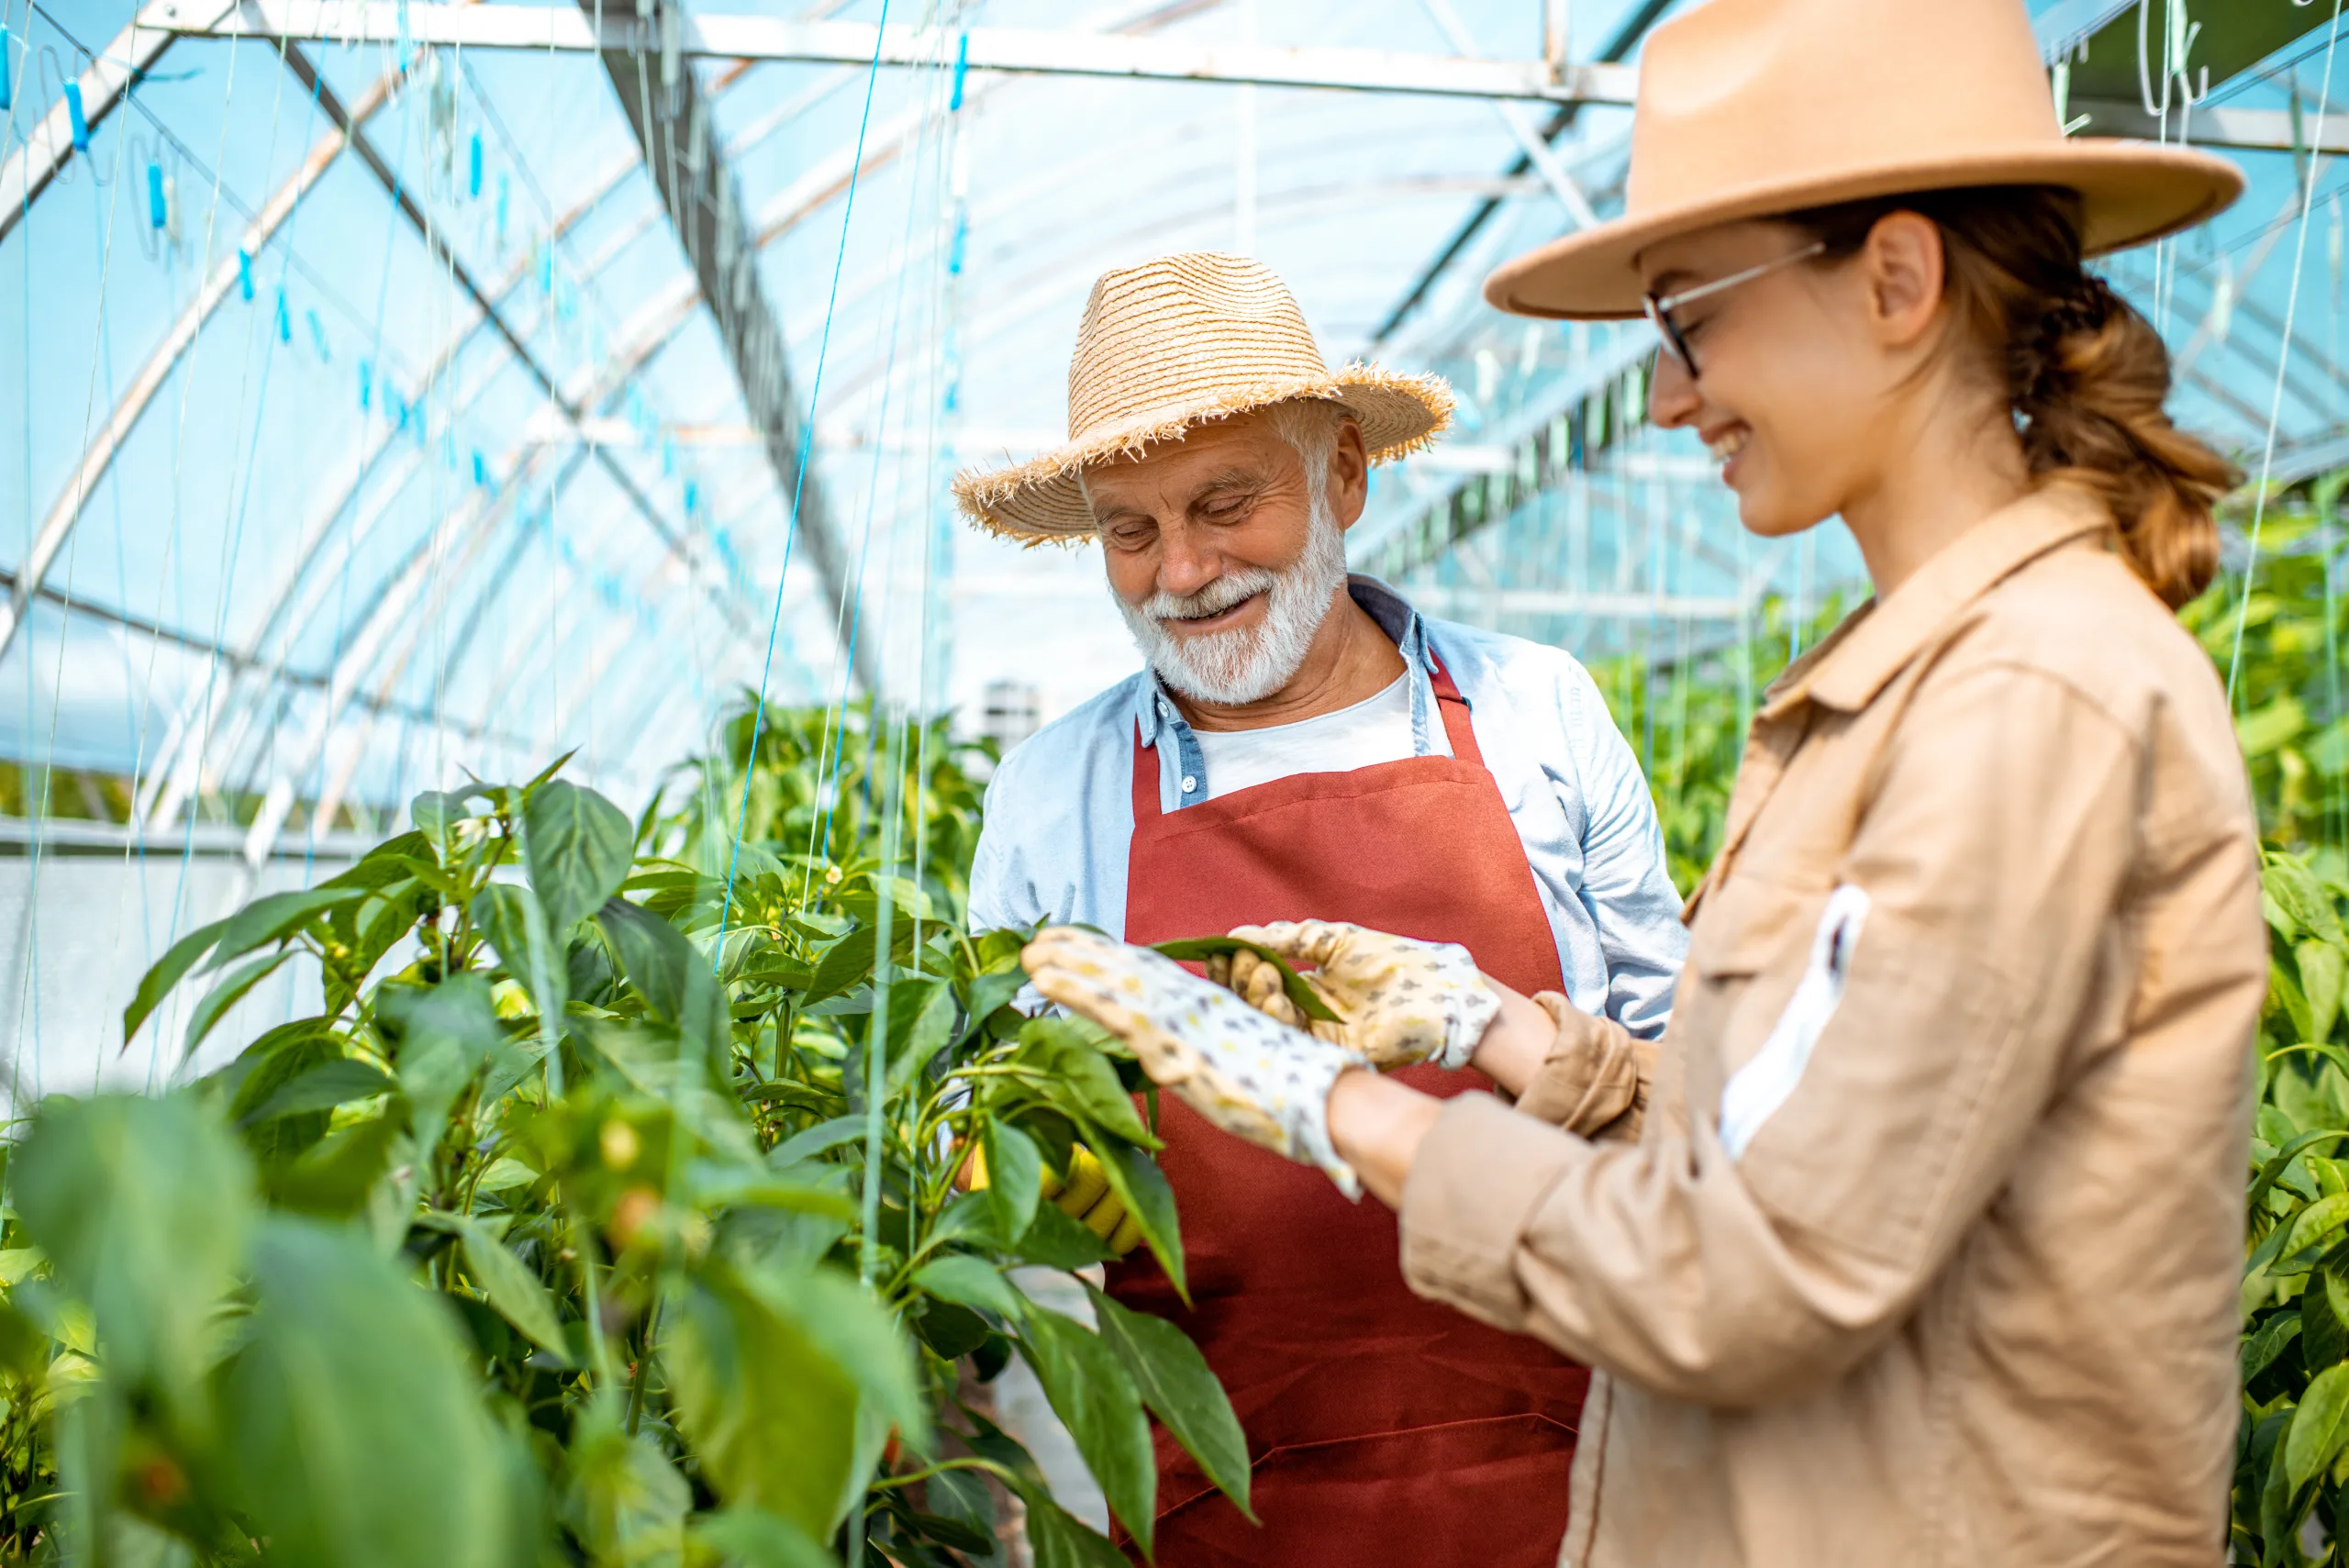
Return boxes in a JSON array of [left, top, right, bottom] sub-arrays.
[[0, 705, 1248, 1568]]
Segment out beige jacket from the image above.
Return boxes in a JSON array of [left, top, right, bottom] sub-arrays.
[[1400, 488, 2266, 1566]]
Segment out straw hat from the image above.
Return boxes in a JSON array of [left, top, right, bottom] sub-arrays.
[[1485, 0, 2245, 320], [952, 252, 1453, 540]]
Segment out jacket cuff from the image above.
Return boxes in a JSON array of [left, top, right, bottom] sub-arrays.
[[1511, 994, 1645, 1137], [1398, 1092, 1588, 1331]]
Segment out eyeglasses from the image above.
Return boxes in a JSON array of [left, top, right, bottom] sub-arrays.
[[1642, 241, 1827, 379]]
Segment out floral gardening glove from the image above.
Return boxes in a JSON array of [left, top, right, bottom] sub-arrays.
[[1021, 928, 1362, 1196], [1222, 920, 1500, 1072]]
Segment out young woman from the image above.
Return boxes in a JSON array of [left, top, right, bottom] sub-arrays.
[[1020, 0, 2270, 1562]]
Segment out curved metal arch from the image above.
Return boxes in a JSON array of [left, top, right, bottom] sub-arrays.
[[0, 31, 425, 662]]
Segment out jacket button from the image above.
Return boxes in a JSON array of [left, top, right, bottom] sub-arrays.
[[1181, 775, 1197, 793]]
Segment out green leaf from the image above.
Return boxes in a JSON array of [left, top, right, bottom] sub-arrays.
[[2272, 957, 2318, 1051], [913, 1255, 1026, 1319], [771, 1115, 868, 1168], [1019, 1307, 1155, 1557], [122, 916, 229, 1043], [1150, 936, 1344, 1023], [965, 968, 1028, 1026], [410, 789, 476, 840], [523, 779, 634, 933], [1087, 1286, 1252, 1520], [2286, 1192, 2349, 1263], [690, 1507, 841, 1568], [2252, 1129, 2348, 1214], [879, 978, 958, 1095], [2291, 1363, 2349, 1488], [2273, 859, 2349, 947], [378, 975, 507, 1147], [13, 1094, 251, 1438], [240, 1058, 397, 1124], [1022, 1018, 1157, 1149], [1016, 1480, 1134, 1568], [1016, 1200, 1117, 1271], [208, 884, 370, 972], [598, 896, 728, 1065], [182, 950, 294, 1060], [450, 1216, 568, 1361], [268, 1110, 402, 1218], [982, 1119, 1044, 1245], [2301, 940, 2347, 1043], [2245, 1312, 2304, 1385], [218, 1019, 344, 1166], [1087, 1135, 1186, 1302], [664, 1265, 866, 1537], [567, 1411, 690, 1567], [222, 1217, 520, 1568], [807, 927, 879, 1006], [473, 884, 568, 1023]]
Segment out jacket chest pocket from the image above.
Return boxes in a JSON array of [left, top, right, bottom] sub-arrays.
[[1675, 873, 1842, 1147]]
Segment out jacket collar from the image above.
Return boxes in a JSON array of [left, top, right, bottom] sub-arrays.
[[1130, 573, 1428, 745], [1763, 486, 2110, 719]]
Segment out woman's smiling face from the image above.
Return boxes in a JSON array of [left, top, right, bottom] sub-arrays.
[[1639, 218, 1906, 540]]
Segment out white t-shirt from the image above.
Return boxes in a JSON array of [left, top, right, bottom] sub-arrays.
[[1187, 673, 1419, 801]]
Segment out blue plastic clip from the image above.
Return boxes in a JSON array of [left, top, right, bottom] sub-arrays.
[[237, 249, 253, 302], [275, 291, 291, 345], [1, 27, 13, 114], [63, 81, 87, 151], [948, 211, 967, 277], [468, 132, 482, 199], [306, 308, 329, 361], [472, 450, 488, 486], [684, 479, 699, 515], [359, 359, 373, 409], [950, 32, 969, 112], [147, 162, 165, 229]]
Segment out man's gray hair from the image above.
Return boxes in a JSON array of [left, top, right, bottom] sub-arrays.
[[1079, 398, 1352, 524]]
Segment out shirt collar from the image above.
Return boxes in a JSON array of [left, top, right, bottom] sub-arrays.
[[1765, 485, 2111, 719], [1129, 573, 1431, 745]]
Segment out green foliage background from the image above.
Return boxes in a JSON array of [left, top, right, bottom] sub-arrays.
[[0, 702, 1248, 1568]]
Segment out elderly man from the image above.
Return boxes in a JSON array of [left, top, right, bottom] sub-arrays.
[[955, 252, 1684, 1568]]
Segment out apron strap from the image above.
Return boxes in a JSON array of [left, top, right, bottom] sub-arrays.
[[1429, 655, 1484, 767], [1130, 658, 1486, 823], [1131, 722, 1163, 825]]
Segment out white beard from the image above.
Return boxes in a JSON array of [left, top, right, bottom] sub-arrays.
[[1114, 499, 1350, 706]]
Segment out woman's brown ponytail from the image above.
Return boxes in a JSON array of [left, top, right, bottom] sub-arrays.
[[1791, 187, 2237, 609]]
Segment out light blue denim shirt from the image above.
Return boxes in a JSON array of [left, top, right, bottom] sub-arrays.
[[968, 578, 1687, 1037]]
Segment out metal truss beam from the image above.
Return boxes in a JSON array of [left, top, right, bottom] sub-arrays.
[[173, 2, 1639, 106], [0, 0, 237, 243], [581, 0, 873, 693], [268, 35, 757, 639], [1403, 586, 1749, 622], [2072, 100, 2349, 157]]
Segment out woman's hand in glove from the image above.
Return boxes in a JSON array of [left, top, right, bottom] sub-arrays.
[[1221, 921, 1500, 1072], [1021, 927, 1364, 1195]]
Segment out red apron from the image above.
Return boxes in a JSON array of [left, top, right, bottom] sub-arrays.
[[1108, 661, 1589, 1568]]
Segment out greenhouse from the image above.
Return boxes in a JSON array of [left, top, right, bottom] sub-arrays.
[[0, 0, 2345, 1561]]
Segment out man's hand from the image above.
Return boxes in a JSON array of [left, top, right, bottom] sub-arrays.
[[964, 1139, 1144, 1254], [1222, 921, 1500, 1072]]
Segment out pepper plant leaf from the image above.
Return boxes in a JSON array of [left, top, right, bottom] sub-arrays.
[[1086, 1284, 1252, 1519], [981, 1118, 1044, 1245], [122, 915, 230, 1044], [1085, 1131, 1185, 1303], [207, 885, 371, 973], [221, 1216, 522, 1568], [1151, 936, 1345, 1023], [1019, 1307, 1156, 1559], [524, 779, 635, 934]]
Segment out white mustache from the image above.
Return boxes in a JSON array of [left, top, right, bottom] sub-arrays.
[[1140, 568, 1280, 624]]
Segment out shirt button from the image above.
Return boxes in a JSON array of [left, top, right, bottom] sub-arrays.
[[1159, 700, 1172, 717], [1181, 775, 1197, 793]]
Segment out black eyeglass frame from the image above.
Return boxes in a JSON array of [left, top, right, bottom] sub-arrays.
[[1642, 240, 1828, 379]]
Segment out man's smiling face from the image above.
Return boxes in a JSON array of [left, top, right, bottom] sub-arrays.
[[1086, 405, 1365, 706]]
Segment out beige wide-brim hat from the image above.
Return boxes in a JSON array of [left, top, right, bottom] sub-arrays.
[[953, 251, 1453, 541], [1486, 0, 2246, 320]]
